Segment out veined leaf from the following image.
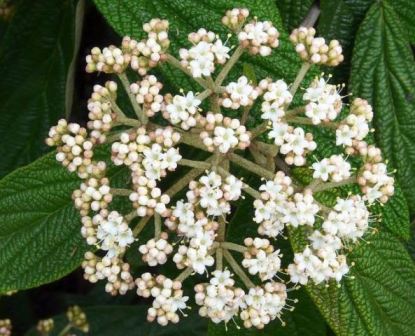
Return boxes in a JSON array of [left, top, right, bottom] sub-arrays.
[[0, 0, 79, 177], [275, 0, 314, 31], [350, 1, 415, 214], [0, 147, 127, 292], [388, 0, 415, 44], [290, 230, 415, 336], [318, 0, 373, 84]]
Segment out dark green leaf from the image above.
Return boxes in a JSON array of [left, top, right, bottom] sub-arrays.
[[350, 1, 415, 214], [275, 0, 314, 32], [0, 147, 127, 292], [318, 0, 373, 83], [291, 230, 415, 336], [388, 0, 415, 44], [0, 0, 79, 177]]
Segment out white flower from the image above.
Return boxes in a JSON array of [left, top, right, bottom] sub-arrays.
[[187, 247, 214, 274]]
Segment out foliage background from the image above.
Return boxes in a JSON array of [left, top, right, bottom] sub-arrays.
[[0, 0, 414, 335]]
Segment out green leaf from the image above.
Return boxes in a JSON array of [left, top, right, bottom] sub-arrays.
[[275, 0, 314, 32], [207, 288, 327, 335], [388, 0, 415, 44], [350, 1, 415, 214], [318, 0, 373, 83], [25, 305, 207, 336], [0, 147, 127, 293], [0, 0, 79, 177], [291, 230, 415, 336]]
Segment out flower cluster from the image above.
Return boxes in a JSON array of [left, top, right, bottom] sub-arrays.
[[130, 75, 164, 117], [46, 120, 94, 178], [290, 27, 343, 66], [312, 154, 351, 182], [46, 7, 395, 330], [242, 237, 282, 280], [136, 273, 189, 325], [240, 282, 287, 329], [194, 270, 245, 323], [82, 252, 135, 295], [199, 112, 251, 153], [163, 91, 201, 130], [221, 76, 260, 109], [259, 78, 292, 122], [222, 8, 250, 31], [87, 81, 118, 143], [303, 77, 343, 125], [254, 173, 319, 237], [139, 232, 174, 266], [179, 28, 230, 78], [171, 172, 242, 274], [0, 320, 11, 336], [238, 20, 280, 56]]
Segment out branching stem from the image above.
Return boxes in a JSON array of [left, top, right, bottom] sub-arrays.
[[223, 249, 255, 288]]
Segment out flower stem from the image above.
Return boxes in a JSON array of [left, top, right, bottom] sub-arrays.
[[57, 324, 72, 336], [118, 73, 147, 124], [223, 249, 255, 288], [311, 176, 357, 192], [241, 105, 252, 125], [111, 188, 133, 196], [216, 247, 223, 271], [115, 116, 140, 127], [132, 216, 151, 237], [221, 242, 247, 253], [154, 213, 161, 239], [228, 153, 275, 180], [196, 89, 213, 101], [250, 121, 270, 138], [179, 158, 211, 169], [286, 116, 339, 129], [175, 266, 194, 282], [165, 54, 209, 89], [289, 62, 311, 96], [215, 45, 244, 86]]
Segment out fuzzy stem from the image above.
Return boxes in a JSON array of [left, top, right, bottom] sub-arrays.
[[286, 116, 339, 129], [285, 106, 305, 117], [223, 249, 255, 288], [57, 324, 72, 336], [221, 242, 248, 253], [215, 45, 244, 86], [179, 132, 208, 151], [175, 266, 194, 282], [210, 93, 221, 114], [228, 153, 275, 180], [241, 105, 252, 125], [154, 213, 161, 239], [311, 176, 357, 193], [289, 62, 311, 96], [179, 158, 212, 169], [242, 183, 262, 199], [115, 116, 141, 127], [111, 188, 133, 196], [196, 89, 213, 101], [250, 121, 270, 138], [109, 97, 127, 119], [216, 248, 223, 271], [165, 54, 210, 89], [118, 73, 147, 124], [163, 156, 223, 197], [132, 216, 151, 237]]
